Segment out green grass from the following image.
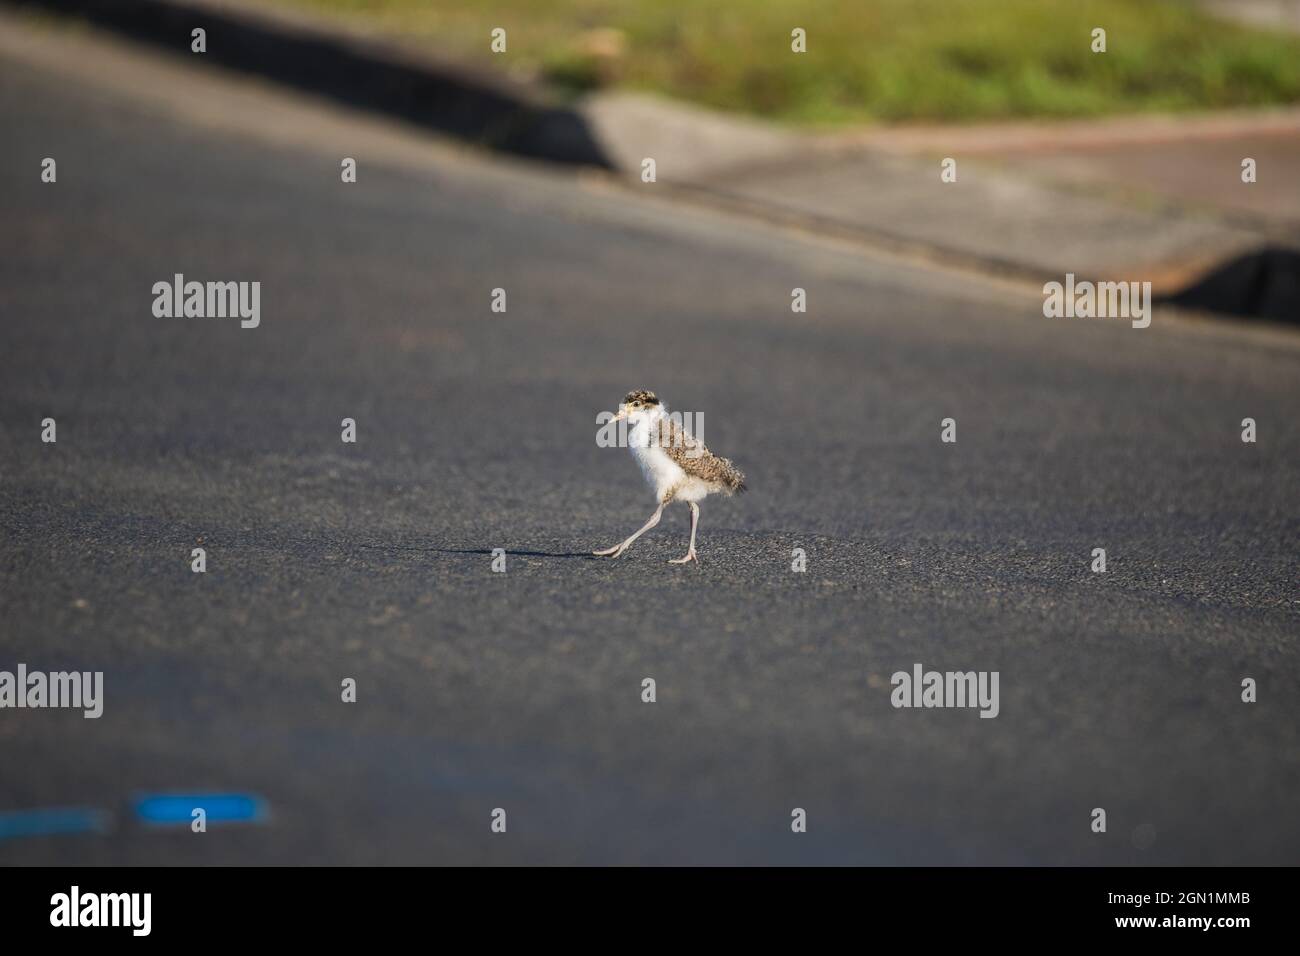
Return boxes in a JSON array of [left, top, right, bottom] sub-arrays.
[[270, 0, 1300, 125]]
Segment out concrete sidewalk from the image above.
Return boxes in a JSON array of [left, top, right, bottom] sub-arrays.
[[655, 109, 1300, 300], [828, 109, 1300, 236], [1195, 0, 1300, 34]]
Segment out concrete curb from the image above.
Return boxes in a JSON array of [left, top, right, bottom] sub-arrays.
[[3, 0, 615, 167], [5, 0, 808, 180]]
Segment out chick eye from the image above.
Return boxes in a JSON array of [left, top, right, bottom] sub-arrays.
[[632, 401, 642, 408]]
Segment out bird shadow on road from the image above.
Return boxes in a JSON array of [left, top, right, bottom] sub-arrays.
[[442, 547, 597, 560], [354, 544, 595, 559]]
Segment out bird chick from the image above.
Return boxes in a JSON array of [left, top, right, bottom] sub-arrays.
[[594, 389, 745, 564]]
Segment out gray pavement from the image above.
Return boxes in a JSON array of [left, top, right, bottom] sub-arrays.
[[1, 20, 1298, 865]]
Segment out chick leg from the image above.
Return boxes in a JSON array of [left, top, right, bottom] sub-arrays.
[[594, 504, 663, 558], [668, 502, 700, 564]]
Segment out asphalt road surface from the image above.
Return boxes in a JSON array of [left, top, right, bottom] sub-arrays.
[[1, 20, 1297, 865]]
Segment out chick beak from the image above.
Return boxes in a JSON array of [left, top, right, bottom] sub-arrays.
[[612, 406, 629, 423]]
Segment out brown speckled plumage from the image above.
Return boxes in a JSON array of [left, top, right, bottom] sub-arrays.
[[655, 416, 747, 496]]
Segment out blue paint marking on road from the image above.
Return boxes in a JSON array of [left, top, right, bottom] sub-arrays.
[[0, 808, 111, 840], [132, 793, 268, 826]]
